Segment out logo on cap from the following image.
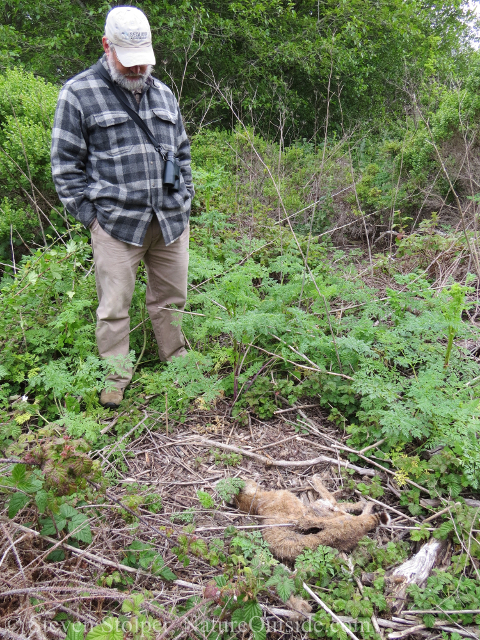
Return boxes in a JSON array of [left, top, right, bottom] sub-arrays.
[[121, 31, 148, 40]]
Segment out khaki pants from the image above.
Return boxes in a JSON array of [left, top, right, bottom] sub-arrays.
[[91, 216, 189, 390]]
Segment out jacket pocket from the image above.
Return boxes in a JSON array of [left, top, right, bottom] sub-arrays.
[[151, 108, 178, 124], [94, 112, 130, 127], [92, 111, 133, 156]]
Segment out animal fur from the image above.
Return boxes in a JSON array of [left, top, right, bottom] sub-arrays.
[[234, 475, 389, 561]]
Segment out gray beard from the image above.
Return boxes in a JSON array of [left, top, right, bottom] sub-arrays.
[[106, 57, 152, 93]]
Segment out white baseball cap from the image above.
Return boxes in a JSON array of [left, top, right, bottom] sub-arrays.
[[105, 6, 156, 67]]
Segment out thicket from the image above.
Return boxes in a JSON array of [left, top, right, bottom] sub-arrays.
[[1, 0, 477, 138]]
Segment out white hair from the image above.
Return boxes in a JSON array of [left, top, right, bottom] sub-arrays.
[[105, 39, 152, 93]]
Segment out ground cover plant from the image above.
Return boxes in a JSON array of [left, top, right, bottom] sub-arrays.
[[0, 3, 480, 637]]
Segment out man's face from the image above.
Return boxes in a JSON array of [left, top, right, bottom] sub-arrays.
[[102, 36, 149, 87]]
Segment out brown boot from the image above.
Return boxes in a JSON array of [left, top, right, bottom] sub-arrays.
[[99, 388, 124, 409]]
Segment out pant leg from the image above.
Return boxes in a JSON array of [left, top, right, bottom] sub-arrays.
[[143, 218, 189, 361], [91, 220, 147, 389]]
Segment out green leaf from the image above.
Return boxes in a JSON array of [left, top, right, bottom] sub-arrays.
[[150, 555, 177, 581], [121, 594, 144, 614], [216, 477, 245, 502], [160, 565, 178, 581], [47, 548, 65, 562], [231, 608, 245, 627], [423, 613, 435, 628], [242, 600, 262, 623], [8, 492, 30, 518], [190, 538, 208, 557], [60, 503, 78, 518], [68, 513, 92, 544], [276, 576, 295, 602], [35, 490, 48, 514], [215, 575, 227, 587], [40, 517, 57, 536], [85, 617, 124, 640], [66, 621, 85, 640], [11, 464, 26, 485], [54, 515, 67, 532], [197, 490, 215, 508], [251, 615, 266, 640], [18, 478, 43, 493]]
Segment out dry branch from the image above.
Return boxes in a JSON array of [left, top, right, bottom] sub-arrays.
[[0, 517, 184, 586], [186, 436, 376, 475], [386, 538, 448, 614], [302, 582, 360, 640], [298, 412, 430, 494]]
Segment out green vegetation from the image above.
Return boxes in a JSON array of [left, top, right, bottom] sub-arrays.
[[0, 1, 479, 638]]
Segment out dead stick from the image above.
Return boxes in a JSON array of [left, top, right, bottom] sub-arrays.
[[302, 582, 360, 640], [0, 627, 25, 640], [187, 436, 375, 475], [389, 622, 478, 640], [0, 516, 182, 584], [298, 412, 429, 494], [247, 343, 349, 377], [273, 404, 318, 414], [354, 491, 421, 524], [165, 392, 169, 435], [255, 434, 300, 450], [102, 413, 150, 462], [156, 598, 213, 640], [407, 609, 480, 615], [423, 503, 460, 523], [359, 438, 386, 454]]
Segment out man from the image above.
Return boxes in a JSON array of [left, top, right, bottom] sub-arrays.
[[51, 6, 194, 408]]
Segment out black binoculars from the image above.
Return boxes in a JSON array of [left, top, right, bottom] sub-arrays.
[[163, 151, 180, 191]]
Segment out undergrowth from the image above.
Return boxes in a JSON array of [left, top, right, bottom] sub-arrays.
[[0, 68, 479, 640]]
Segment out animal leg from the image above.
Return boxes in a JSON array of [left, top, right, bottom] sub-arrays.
[[339, 500, 371, 514], [361, 501, 374, 515], [310, 475, 336, 504]]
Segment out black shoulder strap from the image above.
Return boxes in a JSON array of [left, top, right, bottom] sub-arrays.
[[91, 61, 164, 156]]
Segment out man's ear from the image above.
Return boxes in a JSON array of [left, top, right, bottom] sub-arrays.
[[102, 36, 109, 55]]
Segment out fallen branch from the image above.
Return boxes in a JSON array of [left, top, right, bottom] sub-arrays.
[[354, 491, 421, 524], [186, 436, 375, 475], [423, 503, 460, 523], [155, 598, 213, 640], [421, 498, 480, 509], [386, 538, 448, 614], [0, 517, 184, 587], [407, 609, 480, 615], [302, 582, 360, 640], [0, 627, 25, 640], [298, 412, 430, 495], [388, 621, 478, 639]]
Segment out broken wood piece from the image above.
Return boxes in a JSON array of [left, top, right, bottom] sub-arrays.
[[407, 609, 480, 615], [385, 538, 448, 615], [388, 621, 479, 639], [187, 436, 376, 475], [302, 582, 361, 640], [421, 498, 480, 509], [423, 503, 460, 523]]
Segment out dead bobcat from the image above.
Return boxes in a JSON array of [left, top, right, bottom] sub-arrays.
[[234, 475, 389, 561]]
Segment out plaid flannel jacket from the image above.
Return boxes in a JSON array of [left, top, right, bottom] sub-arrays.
[[51, 56, 194, 246]]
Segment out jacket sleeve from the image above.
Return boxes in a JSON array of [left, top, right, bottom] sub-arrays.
[[50, 85, 96, 228], [175, 105, 195, 200]]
